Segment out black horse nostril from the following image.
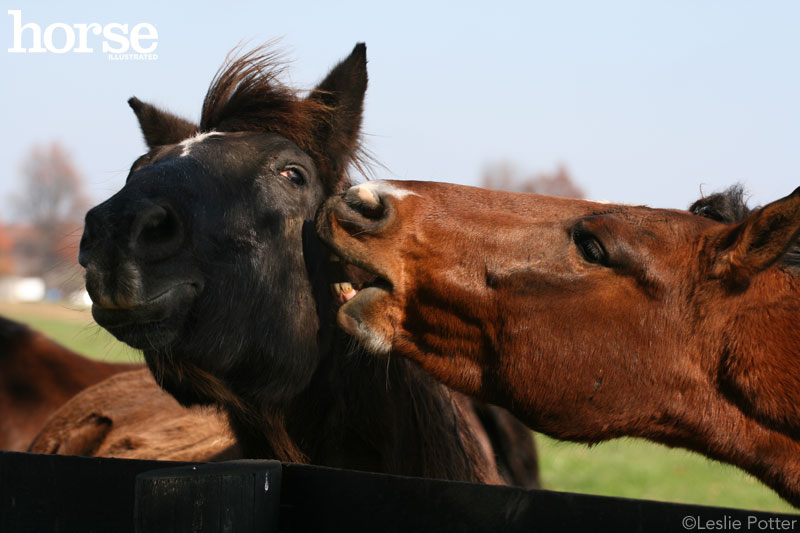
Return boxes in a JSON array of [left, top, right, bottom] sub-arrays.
[[78, 248, 90, 268], [79, 208, 101, 268], [131, 203, 183, 260], [78, 231, 90, 267]]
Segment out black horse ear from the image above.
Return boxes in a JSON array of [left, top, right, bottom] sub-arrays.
[[306, 43, 367, 192], [128, 97, 199, 149]]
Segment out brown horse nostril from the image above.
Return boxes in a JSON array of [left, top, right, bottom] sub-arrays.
[[343, 184, 386, 220], [355, 201, 386, 219], [131, 204, 183, 261]]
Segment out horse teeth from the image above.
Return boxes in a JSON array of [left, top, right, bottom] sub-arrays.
[[332, 282, 352, 295], [331, 282, 358, 303]]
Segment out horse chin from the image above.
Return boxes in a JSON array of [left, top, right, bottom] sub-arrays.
[[92, 282, 200, 350], [143, 354, 217, 407], [337, 283, 394, 355]]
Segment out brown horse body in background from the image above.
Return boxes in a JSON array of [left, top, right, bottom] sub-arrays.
[[0, 316, 138, 451], [319, 179, 800, 505], [0, 315, 234, 461], [29, 368, 237, 461]]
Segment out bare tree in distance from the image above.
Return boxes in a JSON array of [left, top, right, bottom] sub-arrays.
[[9, 142, 91, 295], [480, 162, 585, 199], [0, 225, 15, 276]]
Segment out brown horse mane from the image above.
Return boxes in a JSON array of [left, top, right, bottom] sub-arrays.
[[199, 44, 372, 188], [690, 184, 800, 271]]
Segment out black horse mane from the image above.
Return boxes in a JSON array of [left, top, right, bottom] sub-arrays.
[[690, 184, 800, 270], [200, 47, 325, 141], [199, 44, 371, 188], [168, 45, 504, 481]]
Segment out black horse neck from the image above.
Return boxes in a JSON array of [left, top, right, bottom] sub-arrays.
[[225, 331, 493, 483], [215, 222, 493, 481]]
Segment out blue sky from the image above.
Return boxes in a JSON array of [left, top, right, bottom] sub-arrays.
[[1, 1, 798, 215]]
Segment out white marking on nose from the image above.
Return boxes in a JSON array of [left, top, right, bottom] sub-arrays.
[[357, 186, 379, 206], [179, 131, 224, 157], [351, 180, 419, 201]]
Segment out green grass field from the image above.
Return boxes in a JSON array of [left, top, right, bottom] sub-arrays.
[[3, 302, 795, 513], [536, 435, 794, 512], [1, 302, 142, 364]]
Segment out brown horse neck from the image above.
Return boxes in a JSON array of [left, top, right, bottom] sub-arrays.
[[636, 383, 800, 508], [706, 269, 800, 440]]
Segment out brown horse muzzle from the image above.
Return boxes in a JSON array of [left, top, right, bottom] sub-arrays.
[[316, 182, 407, 282], [316, 181, 421, 354]]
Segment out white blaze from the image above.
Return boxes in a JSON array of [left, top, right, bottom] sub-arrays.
[[351, 181, 420, 201], [179, 131, 224, 157]]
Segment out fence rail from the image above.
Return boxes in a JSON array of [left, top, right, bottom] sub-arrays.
[[1, 451, 797, 532]]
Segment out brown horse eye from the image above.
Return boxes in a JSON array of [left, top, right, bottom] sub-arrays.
[[575, 233, 606, 264], [279, 168, 305, 186]]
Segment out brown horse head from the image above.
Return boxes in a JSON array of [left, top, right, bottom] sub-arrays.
[[318, 179, 800, 505]]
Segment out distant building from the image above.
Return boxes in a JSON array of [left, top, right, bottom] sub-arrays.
[[0, 276, 46, 302], [0, 222, 85, 300]]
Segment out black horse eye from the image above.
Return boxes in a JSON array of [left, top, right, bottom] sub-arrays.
[[574, 232, 606, 265], [279, 167, 306, 186]]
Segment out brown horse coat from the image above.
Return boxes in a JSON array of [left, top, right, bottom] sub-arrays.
[[318, 180, 800, 506], [29, 368, 236, 461], [0, 316, 138, 451]]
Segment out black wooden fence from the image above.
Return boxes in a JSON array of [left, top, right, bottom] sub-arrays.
[[1, 451, 797, 532]]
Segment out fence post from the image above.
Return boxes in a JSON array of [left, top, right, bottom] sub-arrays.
[[134, 460, 282, 532]]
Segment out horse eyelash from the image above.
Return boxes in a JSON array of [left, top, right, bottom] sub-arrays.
[[573, 231, 607, 265], [279, 167, 306, 186]]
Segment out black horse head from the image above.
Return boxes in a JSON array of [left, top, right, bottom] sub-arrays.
[[77, 44, 538, 485], [80, 44, 367, 409]]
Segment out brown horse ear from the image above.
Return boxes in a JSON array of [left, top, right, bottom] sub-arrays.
[[128, 97, 199, 149], [305, 43, 367, 192], [711, 187, 800, 284]]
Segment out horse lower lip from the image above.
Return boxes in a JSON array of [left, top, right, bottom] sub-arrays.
[[146, 284, 193, 305], [340, 283, 390, 311], [92, 283, 198, 328], [92, 306, 157, 328]]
